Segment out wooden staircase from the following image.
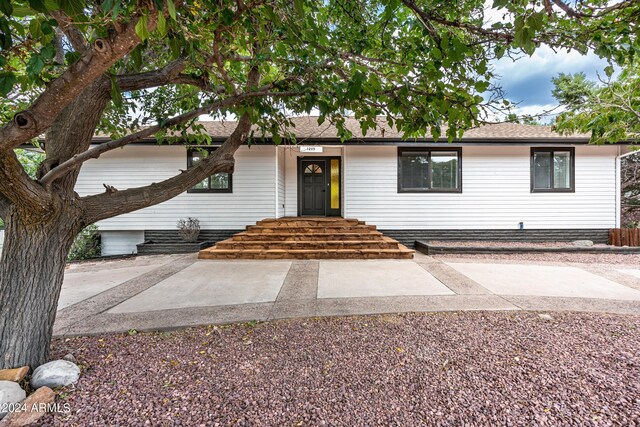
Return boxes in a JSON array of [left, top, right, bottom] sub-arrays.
[[198, 217, 414, 260]]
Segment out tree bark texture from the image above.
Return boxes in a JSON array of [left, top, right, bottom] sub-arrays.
[[0, 62, 256, 369], [0, 206, 82, 369], [0, 80, 109, 369]]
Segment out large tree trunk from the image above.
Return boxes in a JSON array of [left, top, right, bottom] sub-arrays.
[[0, 206, 81, 369], [0, 79, 112, 369]]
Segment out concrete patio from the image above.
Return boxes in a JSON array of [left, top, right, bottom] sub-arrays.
[[53, 252, 640, 337]]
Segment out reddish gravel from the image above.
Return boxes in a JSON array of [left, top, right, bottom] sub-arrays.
[[42, 312, 639, 426]]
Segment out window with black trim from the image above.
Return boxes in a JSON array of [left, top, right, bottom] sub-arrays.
[[398, 147, 462, 193], [530, 148, 575, 193], [187, 147, 232, 193]]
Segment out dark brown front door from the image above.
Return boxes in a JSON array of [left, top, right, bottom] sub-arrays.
[[300, 159, 326, 216]]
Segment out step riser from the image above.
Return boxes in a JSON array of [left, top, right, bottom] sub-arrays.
[[246, 226, 377, 234], [216, 242, 400, 250], [231, 234, 383, 241], [255, 221, 366, 228], [256, 219, 363, 227], [199, 217, 414, 260], [199, 252, 414, 260]]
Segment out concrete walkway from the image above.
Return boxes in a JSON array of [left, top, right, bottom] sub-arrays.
[[53, 252, 640, 337]]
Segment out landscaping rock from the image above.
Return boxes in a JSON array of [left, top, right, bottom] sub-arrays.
[[30, 361, 80, 389], [0, 368, 28, 383], [0, 387, 55, 427], [62, 354, 76, 364], [0, 382, 26, 420], [572, 240, 594, 247], [538, 313, 554, 321]]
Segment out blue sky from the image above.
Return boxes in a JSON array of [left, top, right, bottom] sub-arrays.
[[491, 47, 610, 119], [483, 1, 610, 121]]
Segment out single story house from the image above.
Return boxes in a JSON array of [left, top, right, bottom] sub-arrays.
[[2, 117, 629, 256]]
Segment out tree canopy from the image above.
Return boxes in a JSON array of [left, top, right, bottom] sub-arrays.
[[0, 0, 640, 369], [0, 0, 638, 152], [553, 62, 640, 143]]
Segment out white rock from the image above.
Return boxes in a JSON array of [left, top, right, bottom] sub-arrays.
[[538, 313, 554, 321], [572, 240, 594, 247], [0, 380, 26, 419], [30, 360, 80, 389]]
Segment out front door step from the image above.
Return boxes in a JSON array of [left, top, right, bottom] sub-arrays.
[[199, 218, 414, 260]]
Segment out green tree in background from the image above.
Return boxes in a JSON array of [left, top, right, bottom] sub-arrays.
[[552, 63, 640, 144], [552, 64, 640, 226]]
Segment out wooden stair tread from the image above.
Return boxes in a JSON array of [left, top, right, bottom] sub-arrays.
[[258, 217, 361, 223], [201, 248, 414, 254], [218, 240, 392, 244], [198, 217, 413, 260], [247, 225, 376, 229], [233, 233, 384, 240]]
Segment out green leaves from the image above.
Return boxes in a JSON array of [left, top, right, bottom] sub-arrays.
[[220, 8, 234, 25], [0, 16, 11, 50], [293, 0, 304, 18], [552, 63, 640, 144], [0, 0, 13, 17], [0, 0, 636, 153], [0, 71, 16, 96], [166, 0, 176, 20], [56, 0, 84, 18], [134, 14, 149, 41], [346, 71, 365, 100], [28, 0, 48, 13], [157, 12, 166, 37], [109, 75, 123, 107]]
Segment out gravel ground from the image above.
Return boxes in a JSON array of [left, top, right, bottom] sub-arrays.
[[434, 252, 640, 264], [41, 312, 639, 426]]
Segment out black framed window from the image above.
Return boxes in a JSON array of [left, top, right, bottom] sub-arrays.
[[187, 147, 232, 193], [530, 148, 575, 193], [398, 147, 462, 193]]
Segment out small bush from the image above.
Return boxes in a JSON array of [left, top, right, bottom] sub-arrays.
[[177, 217, 201, 242], [68, 224, 101, 261]]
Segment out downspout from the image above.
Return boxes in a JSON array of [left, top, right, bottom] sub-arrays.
[[616, 147, 637, 228]]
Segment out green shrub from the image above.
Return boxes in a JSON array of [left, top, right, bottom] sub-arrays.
[[68, 225, 101, 261]]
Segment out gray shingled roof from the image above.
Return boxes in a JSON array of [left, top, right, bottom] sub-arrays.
[[198, 116, 590, 141]]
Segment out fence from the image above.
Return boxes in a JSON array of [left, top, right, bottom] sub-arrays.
[[608, 228, 640, 246]]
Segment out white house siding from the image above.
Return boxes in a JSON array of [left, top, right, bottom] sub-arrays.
[[343, 145, 618, 229], [276, 147, 286, 217], [101, 231, 145, 256], [0, 230, 4, 253], [75, 145, 278, 235]]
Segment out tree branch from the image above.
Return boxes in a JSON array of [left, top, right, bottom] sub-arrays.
[[117, 59, 228, 92], [0, 9, 158, 155], [401, 0, 514, 43], [39, 87, 303, 187], [80, 63, 262, 224], [81, 113, 252, 224], [53, 29, 66, 64], [50, 10, 90, 52], [0, 153, 51, 215]]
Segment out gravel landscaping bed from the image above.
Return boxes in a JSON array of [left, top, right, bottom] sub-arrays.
[[427, 241, 606, 248], [41, 312, 639, 426], [434, 252, 640, 264]]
